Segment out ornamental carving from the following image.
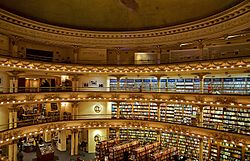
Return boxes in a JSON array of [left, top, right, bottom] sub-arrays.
[[0, 96, 16, 102], [44, 94, 61, 100], [25, 94, 36, 101], [215, 97, 237, 104]]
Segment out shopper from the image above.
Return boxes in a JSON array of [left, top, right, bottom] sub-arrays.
[[208, 83, 212, 93]]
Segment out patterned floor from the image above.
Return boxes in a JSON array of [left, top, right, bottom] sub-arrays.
[[22, 146, 95, 161]]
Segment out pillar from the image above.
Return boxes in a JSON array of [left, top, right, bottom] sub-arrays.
[[7, 71, 24, 93], [193, 73, 209, 93], [156, 103, 161, 121], [199, 138, 204, 161], [9, 109, 13, 129], [109, 75, 126, 90], [9, 76, 18, 93], [157, 46, 161, 64], [116, 48, 120, 65], [153, 75, 165, 91], [196, 106, 203, 126], [44, 131, 52, 143], [71, 131, 75, 155], [9, 107, 17, 129], [10, 36, 20, 58], [72, 75, 79, 92], [57, 130, 67, 151], [72, 102, 78, 120], [73, 46, 79, 64], [74, 131, 79, 155], [116, 102, 120, 119], [8, 144, 14, 161], [8, 142, 17, 161], [117, 77, 120, 90], [115, 128, 120, 139]]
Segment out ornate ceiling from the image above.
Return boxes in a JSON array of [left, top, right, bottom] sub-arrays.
[[0, 0, 243, 31]]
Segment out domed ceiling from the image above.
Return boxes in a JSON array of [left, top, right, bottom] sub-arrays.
[[0, 0, 243, 31]]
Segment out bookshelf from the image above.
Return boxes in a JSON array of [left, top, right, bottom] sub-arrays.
[[160, 104, 197, 125], [96, 139, 120, 161], [108, 140, 140, 161], [161, 132, 202, 160], [119, 128, 158, 143], [131, 142, 160, 160], [111, 102, 158, 121], [203, 106, 250, 134]]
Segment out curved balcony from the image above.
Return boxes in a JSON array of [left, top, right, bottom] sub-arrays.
[[2, 86, 250, 95], [0, 114, 249, 142]]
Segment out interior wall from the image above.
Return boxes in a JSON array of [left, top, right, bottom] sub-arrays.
[[0, 72, 9, 93], [78, 48, 107, 64], [88, 128, 108, 153], [78, 102, 110, 117], [78, 76, 108, 88], [0, 34, 9, 55], [18, 41, 73, 62], [0, 105, 10, 131]]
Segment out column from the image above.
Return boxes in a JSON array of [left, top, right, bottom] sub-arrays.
[[71, 131, 75, 155], [44, 131, 52, 143], [196, 106, 203, 126], [73, 46, 79, 64], [116, 48, 120, 65], [9, 76, 18, 93], [8, 144, 14, 161], [13, 108, 17, 128], [115, 128, 120, 139], [10, 36, 20, 58], [8, 107, 17, 129], [242, 145, 246, 161], [71, 102, 78, 120], [109, 75, 126, 90], [157, 46, 161, 64], [7, 71, 24, 93], [117, 77, 121, 90], [74, 131, 79, 155], [156, 131, 161, 143], [9, 109, 13, 129], [199, 138, 204, 161], [193, 73, 209, 93], [153, 75, 165, 92], [57, 130, 66, 151], [71, 75, 79, 92], [116, 102, 120, 119], [13, 143, 17, 161], [156, 103, 161, 121]]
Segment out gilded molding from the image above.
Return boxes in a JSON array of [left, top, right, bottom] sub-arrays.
[[0, 56, 249, 75], [0, 91, 248, 108], [0, 1, 249, 47]]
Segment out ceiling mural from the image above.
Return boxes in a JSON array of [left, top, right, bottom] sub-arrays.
[[0, 0, 244, 31]]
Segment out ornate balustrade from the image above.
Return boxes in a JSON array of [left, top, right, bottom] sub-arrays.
[[0, 116, 249, 148]]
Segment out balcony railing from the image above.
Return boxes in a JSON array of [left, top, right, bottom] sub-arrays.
[[2, 86, 249, 95], [1, 49, 250, 65], [1, 114, 249, 136]]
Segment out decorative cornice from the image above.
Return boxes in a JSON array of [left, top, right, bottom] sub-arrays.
[[0, 1, 249, 47]]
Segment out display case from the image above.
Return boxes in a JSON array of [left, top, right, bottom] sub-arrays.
[[36, 144, 54, 161]]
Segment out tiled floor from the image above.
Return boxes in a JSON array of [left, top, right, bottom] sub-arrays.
[[22, 146, 95, 161]]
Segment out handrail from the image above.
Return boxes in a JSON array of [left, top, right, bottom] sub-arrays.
[[0, 114, 249, 136], [0, 86, 249, 95]]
